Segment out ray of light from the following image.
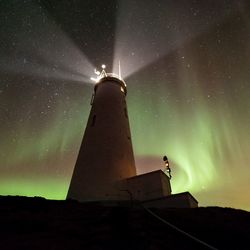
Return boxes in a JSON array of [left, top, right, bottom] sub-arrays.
[[0, 1, 94, 84], [113, 0, 239, 78]]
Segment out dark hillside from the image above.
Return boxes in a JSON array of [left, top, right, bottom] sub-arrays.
[[0, 196, 249, 250]]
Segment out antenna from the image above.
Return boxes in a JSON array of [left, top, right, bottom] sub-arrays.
[[118, 60, 121, 79], [100, 64, 107, 78]]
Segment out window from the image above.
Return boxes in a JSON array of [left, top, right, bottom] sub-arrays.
[[91, 115, 96, 127], [124, 108, 128, 118]]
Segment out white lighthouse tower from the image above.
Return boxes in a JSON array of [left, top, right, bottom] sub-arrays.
[[67, 65, 136, 201]]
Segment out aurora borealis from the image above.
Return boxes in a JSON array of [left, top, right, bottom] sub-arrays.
[[0, 1, 250, 210]]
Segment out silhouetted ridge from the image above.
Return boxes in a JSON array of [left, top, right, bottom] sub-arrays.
[[0, 195, 249, 250]]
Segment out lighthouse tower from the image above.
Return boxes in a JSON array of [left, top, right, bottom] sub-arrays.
[[67, 65, 136, 201]]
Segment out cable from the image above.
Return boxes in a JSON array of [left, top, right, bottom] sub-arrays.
[[142, 205, 218, 250]]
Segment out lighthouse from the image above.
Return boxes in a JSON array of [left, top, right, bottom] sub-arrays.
[[67, 65, 136, 201], [67, 65, 198, 208]]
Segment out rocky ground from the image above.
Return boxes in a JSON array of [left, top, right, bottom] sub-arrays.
[[0, 196, 249, 250]]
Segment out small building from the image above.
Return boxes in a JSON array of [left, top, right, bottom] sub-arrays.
[[124, 170, 171, 201], [122, 170, 198, 208], [142, 192, 198, 208]]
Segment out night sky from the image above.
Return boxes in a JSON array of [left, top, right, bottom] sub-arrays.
[[1, 0, 250, 211]]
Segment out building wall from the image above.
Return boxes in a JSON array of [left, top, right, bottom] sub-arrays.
[[143, 192, 198, 208], [67, 79, 136, 201], [125, 170, 171, 201]]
